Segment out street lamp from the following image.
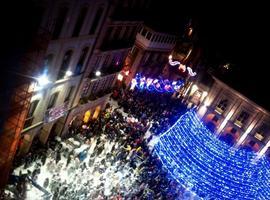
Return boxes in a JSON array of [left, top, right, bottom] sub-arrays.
[[117, 73, 124, 81], [95, 70, 101, 77], [65, 70, 73, 77], [36, 74, 50, 87]]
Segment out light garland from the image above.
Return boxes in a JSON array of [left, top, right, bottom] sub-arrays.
[[130, 73, 184, 93], [168, 55, 197, 76], [154, 110, 270, 199]]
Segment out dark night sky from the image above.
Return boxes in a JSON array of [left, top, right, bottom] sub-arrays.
[[1, 0, 268, 110], [149, 1, 269, 110]]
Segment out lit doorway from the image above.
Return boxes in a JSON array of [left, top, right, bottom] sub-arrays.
[[83, 110, 91, 123], [92, 106, 101, 119]]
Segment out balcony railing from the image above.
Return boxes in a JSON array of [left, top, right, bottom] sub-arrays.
[[136, 32, 176, 51], [79, 88, 112, 105]]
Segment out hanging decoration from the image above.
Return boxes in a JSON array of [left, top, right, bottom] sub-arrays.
[[168, 55, 197, 76], [130, 73, 184, 93], [154, 110, 270, 199]]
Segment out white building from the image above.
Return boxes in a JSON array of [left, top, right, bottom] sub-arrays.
[[19, 0, 151, 155]]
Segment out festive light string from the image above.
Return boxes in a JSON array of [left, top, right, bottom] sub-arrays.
[[130, 73, 184, 93], [154, 110, 270, 199], [168, 55, 197, 76]]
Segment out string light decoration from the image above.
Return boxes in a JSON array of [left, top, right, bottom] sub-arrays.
[[153, 110, 270, 199], [130, 73, 184, 93], [168, 55, 197, 76]]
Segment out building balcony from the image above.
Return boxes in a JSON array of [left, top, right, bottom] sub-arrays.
[[82, 72, 118, 102], [79, 88, 112, 105], [136, 29, 176, 51]]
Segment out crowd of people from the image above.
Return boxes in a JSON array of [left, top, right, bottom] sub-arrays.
[[3, 89, 196, 200]]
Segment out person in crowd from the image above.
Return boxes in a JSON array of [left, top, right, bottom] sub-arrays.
[[5, 88, 188, 200]]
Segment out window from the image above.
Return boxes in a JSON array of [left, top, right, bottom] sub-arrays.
[[47, 92, 59, 109], [74, 47, 89, 75], [215, 99, 228, 114], [72, 6, 88, 37], [52, 7, 69, 39], [27, 100, 39, 118], [235, 111, 249, 127], [42, 54, 54, 74], [65, 86, 75, 102], [57, 50, 73, 80], [24, 100, 39, 128], [89, 7, 103, 34]]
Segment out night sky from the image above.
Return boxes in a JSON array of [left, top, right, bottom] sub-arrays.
[[1, 0, 268, 110], [149, 1, 269, 110]]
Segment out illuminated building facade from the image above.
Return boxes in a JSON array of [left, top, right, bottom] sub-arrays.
[[124, 25, 178, 85], [17, 0, 153, 157], [185, 75, 270, 159]]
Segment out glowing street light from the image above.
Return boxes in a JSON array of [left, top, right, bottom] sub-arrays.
[[117, 73, 124, 81], [95, 70, 101, 77], [65, 70, 73, 77], [124, 71, 129, 76], [37, 74, 50, 87]]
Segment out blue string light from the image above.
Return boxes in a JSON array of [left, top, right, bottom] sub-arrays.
[[131, 73, 184, 93], [154, 111, 270, 199]]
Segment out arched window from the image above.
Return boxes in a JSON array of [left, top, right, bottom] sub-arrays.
[[57, 50, 73, 80], [47, 92, 59, 109], [74, 47, 89, 75], [52, 6, 69, 39], [24, 100, 39, 128], [42, 54, 54, 74], [215, 99, 228, 114], [72, 6, 88, 37]]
